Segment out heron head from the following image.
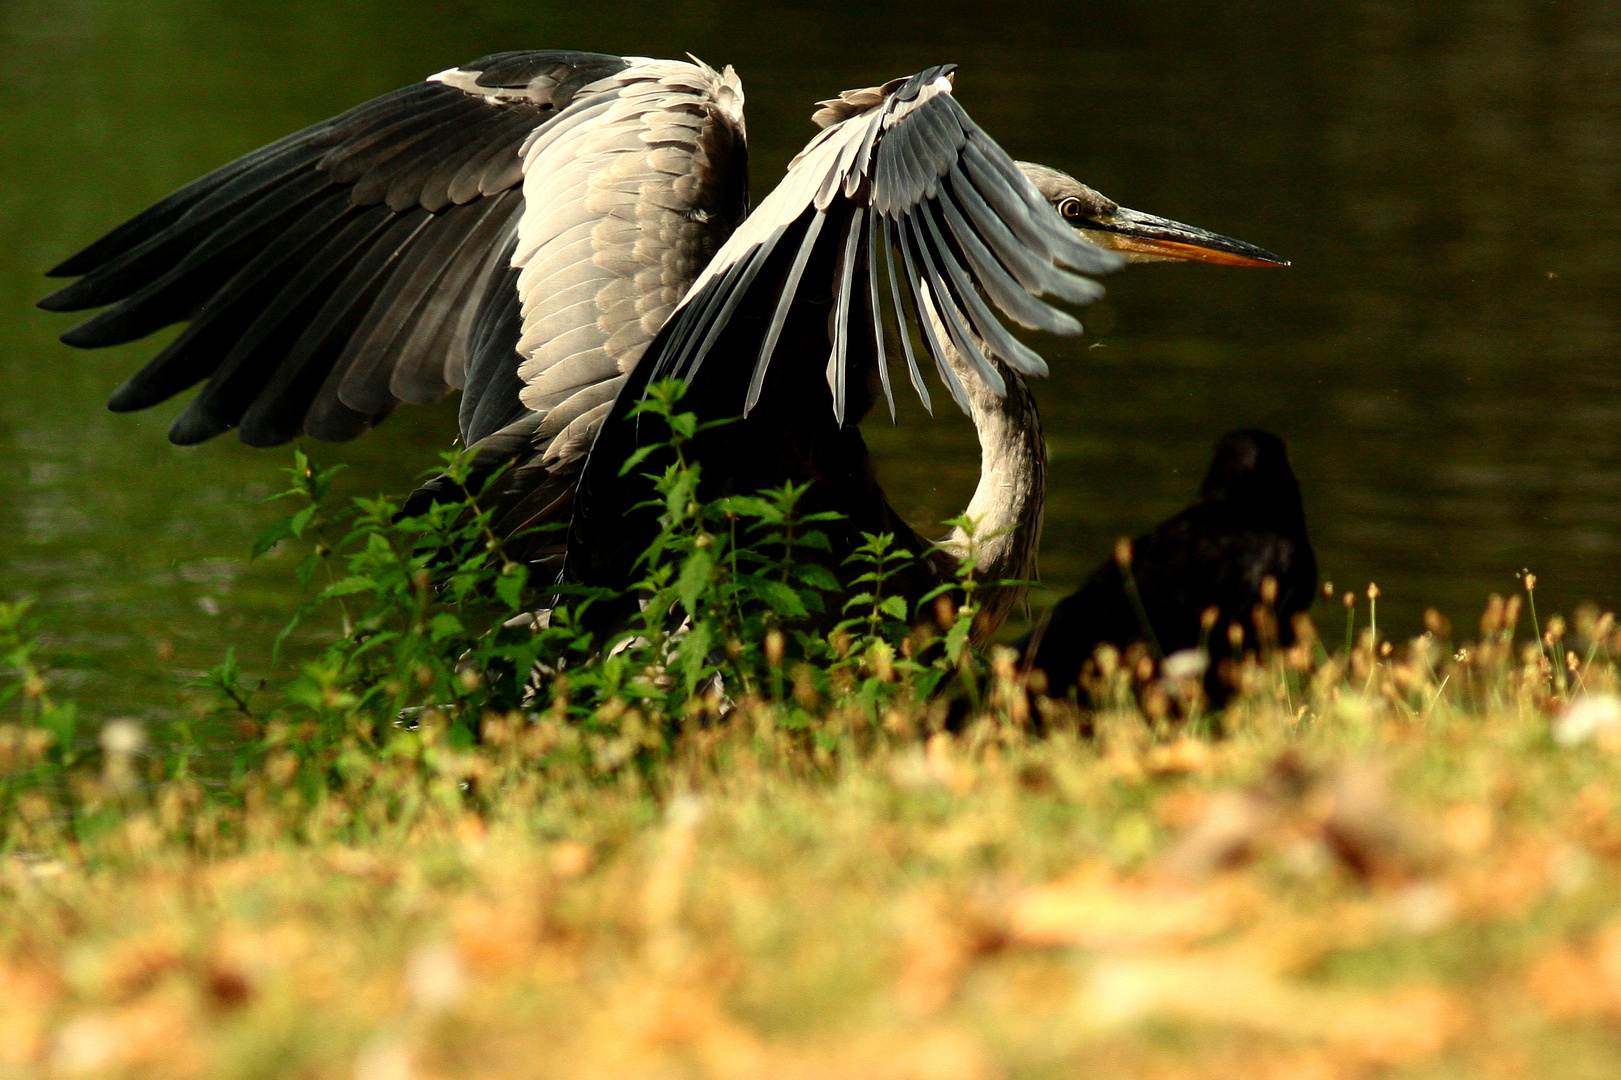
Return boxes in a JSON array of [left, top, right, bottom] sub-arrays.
[[1015, 162, 1288, 268]]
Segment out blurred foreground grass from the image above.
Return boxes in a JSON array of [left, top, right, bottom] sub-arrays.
[[7, 598, 1621, 1079]]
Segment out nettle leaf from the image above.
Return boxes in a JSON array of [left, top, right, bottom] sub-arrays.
[[252, 518, 294, 560], [320, 576, 377, 599], [618, 444, 661, 477], [668, 412, 698, 440], [677, 547, 713, 616], [879, 595, 909, 621], [754, 580, 809, 620], [289, 504, 319, 538], [794, 564, 840, 591], [495, 567, 527, 612], [715, 495, 774, 519], [677, 619, 712, 691], [430, 613, 465, 642], [944, 616, 971, 662]]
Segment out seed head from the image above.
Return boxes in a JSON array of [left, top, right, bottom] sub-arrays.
[[99, 719, 145, 757]]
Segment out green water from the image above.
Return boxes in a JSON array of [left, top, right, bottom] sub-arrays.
[[6, 0, 1621, 722]]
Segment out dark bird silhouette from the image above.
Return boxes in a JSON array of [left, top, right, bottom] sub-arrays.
[[1020, 429, 1316, 704], [39, 51, 1286, 640]]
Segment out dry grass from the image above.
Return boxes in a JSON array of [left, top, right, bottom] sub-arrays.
[[6, 603, 1621, 1079]]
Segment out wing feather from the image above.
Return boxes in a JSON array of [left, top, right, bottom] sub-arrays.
[[896, 215, 973, 413], [882, 213, 933, 414], [241, 212, 434, 445], [920, 202, 1048, 377], [565, 63, 1125, 597], [41, 49, 644, 447], [827, 206, 864, 424], [646, 64, 1122, 426], [866, 217, 898, 421], [509, 56, 748, 434], [747, 208, 826, 413], [912, 212, 1005, 397], [174, 202, 397, 445]]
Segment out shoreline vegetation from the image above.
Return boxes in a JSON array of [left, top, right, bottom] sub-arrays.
[[6, 388, 1621, 1077]]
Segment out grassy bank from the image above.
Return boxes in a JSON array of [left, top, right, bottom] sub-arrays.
[[6, 603, 1621, 1079], [6, 413, 1621, 1078]]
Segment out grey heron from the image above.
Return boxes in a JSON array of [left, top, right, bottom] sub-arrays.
[[38, 51, 1285, 638]]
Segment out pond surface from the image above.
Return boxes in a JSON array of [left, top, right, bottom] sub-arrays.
[[5, 0, 1621, 721]]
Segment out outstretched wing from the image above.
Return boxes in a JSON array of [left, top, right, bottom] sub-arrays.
[[40, 51, 747, 452], [566, 64, 1123, 592], [570, 64, 1128, 596], [643, 64, 1120, 423]]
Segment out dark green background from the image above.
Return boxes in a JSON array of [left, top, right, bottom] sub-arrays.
[[6, 0, 1621, 721]]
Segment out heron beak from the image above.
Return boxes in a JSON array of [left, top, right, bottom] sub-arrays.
[[1080, 206, 1288, 267]]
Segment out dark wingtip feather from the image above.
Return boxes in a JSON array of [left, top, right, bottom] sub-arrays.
[[107, 378, 154, 413], [37, 285, 84, 312], [45, 252, 94, 278], [59, 317, 120, 348], [40, 280, 135, 317], [167, 401, 232, 445], [237, 418, 299, 448]]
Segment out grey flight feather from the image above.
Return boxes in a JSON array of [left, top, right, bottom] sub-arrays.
[[651, 63, 1121, 427], [866, 219, 898, 422]]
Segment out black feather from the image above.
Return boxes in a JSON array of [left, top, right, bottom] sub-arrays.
[[80, 169, 336, 355], [470, 50, 626, 90], [322, 90, 476, 187], [460, 254, 527, 445], [164, 198, 369, 443], [445, 110, 536, 204], [333, 198, 506, 415], [747, 208, 827, 414], [417, 108, 522, 212], [241, 211, 432, 445], [385, 194, 521, 404], [827, 206, 864, 424], [41, 142, 330, 314]]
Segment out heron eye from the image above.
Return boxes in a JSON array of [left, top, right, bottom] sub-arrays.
[[1058, 198, 1083, 219]]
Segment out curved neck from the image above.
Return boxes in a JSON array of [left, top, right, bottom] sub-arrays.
[[932, 352, 1046, 639]]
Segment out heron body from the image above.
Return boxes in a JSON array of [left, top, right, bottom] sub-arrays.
[[40, 50, 1285, 640]]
